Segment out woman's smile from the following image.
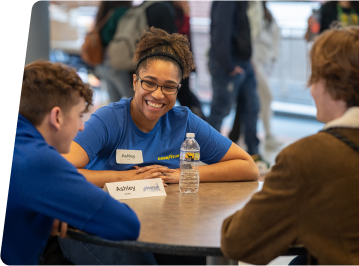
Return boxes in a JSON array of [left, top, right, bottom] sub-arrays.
[[145, 100, 165, 110]]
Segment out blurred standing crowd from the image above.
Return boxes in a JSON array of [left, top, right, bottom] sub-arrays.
[[90, 0, 280, 175], [87, 0, 359, 174]]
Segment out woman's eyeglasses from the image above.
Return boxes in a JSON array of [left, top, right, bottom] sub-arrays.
[[137, 75, 180, 95]]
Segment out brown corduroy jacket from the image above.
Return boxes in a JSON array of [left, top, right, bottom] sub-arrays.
[[221, 107, 359, 265]]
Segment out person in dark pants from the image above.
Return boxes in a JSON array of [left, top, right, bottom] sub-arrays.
[[208, 1, 268, 170]]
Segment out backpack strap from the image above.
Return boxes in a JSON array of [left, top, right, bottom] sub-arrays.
[[321, 128, 359, 154], [95, 10, 114, 31]]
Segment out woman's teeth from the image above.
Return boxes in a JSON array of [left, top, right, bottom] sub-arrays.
[[146, 101, 163, 109]]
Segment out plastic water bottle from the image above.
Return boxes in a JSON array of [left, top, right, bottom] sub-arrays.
[[179, 133, 200, 193]]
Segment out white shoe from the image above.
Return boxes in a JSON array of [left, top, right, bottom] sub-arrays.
[[256, 160, 271, 175], [265, 135, 283, 149], [251, 154, 271, 175]]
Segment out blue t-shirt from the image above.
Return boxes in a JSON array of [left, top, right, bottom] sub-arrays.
[[75, 98, 232, 170], [1, 115, 140, 265]]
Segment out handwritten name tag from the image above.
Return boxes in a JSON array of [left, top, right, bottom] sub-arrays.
[[116, 149, 143, 164], [103, 178, 167, 200]]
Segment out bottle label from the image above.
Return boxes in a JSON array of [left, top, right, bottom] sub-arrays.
[[184, 152, 200, 162]]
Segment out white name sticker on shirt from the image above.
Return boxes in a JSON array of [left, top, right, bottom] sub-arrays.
[[116, 149, 143, 164], [103, 178, 167, 200]]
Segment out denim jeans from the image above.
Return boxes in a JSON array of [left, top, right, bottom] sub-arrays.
[[207, 60, 259, 155], [58, 238, 157, 265]]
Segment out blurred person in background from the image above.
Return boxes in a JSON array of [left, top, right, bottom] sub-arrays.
[[305, 0, 359, 42], [94, 1, 133, 102], [221, 26, 359, 265], [95, 1, 178, 103], [171, 1, 206, 120], [208, 1, 268, 171], [250, 1, 282, 149], [229, 1, 282, 156]]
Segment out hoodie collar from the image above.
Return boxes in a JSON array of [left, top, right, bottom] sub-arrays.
[[324, 107, 359, 130]]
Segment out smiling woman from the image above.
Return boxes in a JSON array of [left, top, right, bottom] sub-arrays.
[[58, 26, 259, 265], [62, 27, 259, 188]]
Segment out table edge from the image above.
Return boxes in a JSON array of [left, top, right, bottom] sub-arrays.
[[66, 229, 223, 257], [66, 229, 307, 257]]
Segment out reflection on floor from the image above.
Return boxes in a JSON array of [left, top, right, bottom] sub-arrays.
[[88, 89, 319, 266]]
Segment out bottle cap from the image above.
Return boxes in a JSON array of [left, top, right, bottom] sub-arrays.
[[186, 133, 195, 138]]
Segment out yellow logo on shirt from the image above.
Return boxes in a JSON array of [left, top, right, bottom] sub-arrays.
[[158, 154, 180, 161]]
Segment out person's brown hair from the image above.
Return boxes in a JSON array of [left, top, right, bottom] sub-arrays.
[[20, 60, 93, 125], [308, 26, 359, 107], [134, 27, 195, 79]]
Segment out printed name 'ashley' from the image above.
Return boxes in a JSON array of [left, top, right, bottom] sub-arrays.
[[116, 186, 135, 192], [122, 154, 135, 159]]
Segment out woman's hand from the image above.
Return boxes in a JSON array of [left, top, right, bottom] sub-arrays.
[[134, 165, 180, 184], [143, 168, 180, 185], [229, 66, 244, 77], [159, 168, 180, 184]]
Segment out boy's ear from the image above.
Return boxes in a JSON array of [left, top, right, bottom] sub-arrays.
[[49, 107, 62, 131]]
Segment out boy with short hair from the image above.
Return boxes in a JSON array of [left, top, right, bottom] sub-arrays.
[[1, 60, 140, 265]]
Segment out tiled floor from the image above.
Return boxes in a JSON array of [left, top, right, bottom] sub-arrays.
[[88, 88, 320, 265]]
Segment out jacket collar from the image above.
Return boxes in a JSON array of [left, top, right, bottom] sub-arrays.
[[324, 107, 359, 130]]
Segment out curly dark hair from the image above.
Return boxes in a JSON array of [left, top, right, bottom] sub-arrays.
[[308, 26, 359, 107], [134, 27, 195, 79], [20, 60, 93, 125]]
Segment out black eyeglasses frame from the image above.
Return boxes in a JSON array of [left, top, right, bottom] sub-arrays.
[[137, 75, 180, 95]]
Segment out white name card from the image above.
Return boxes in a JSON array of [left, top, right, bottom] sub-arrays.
[[103, 178, 167, 200], [116, 149, 143, 164]]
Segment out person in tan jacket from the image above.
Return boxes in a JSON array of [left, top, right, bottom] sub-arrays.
[[221, 25, 359, 265]]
